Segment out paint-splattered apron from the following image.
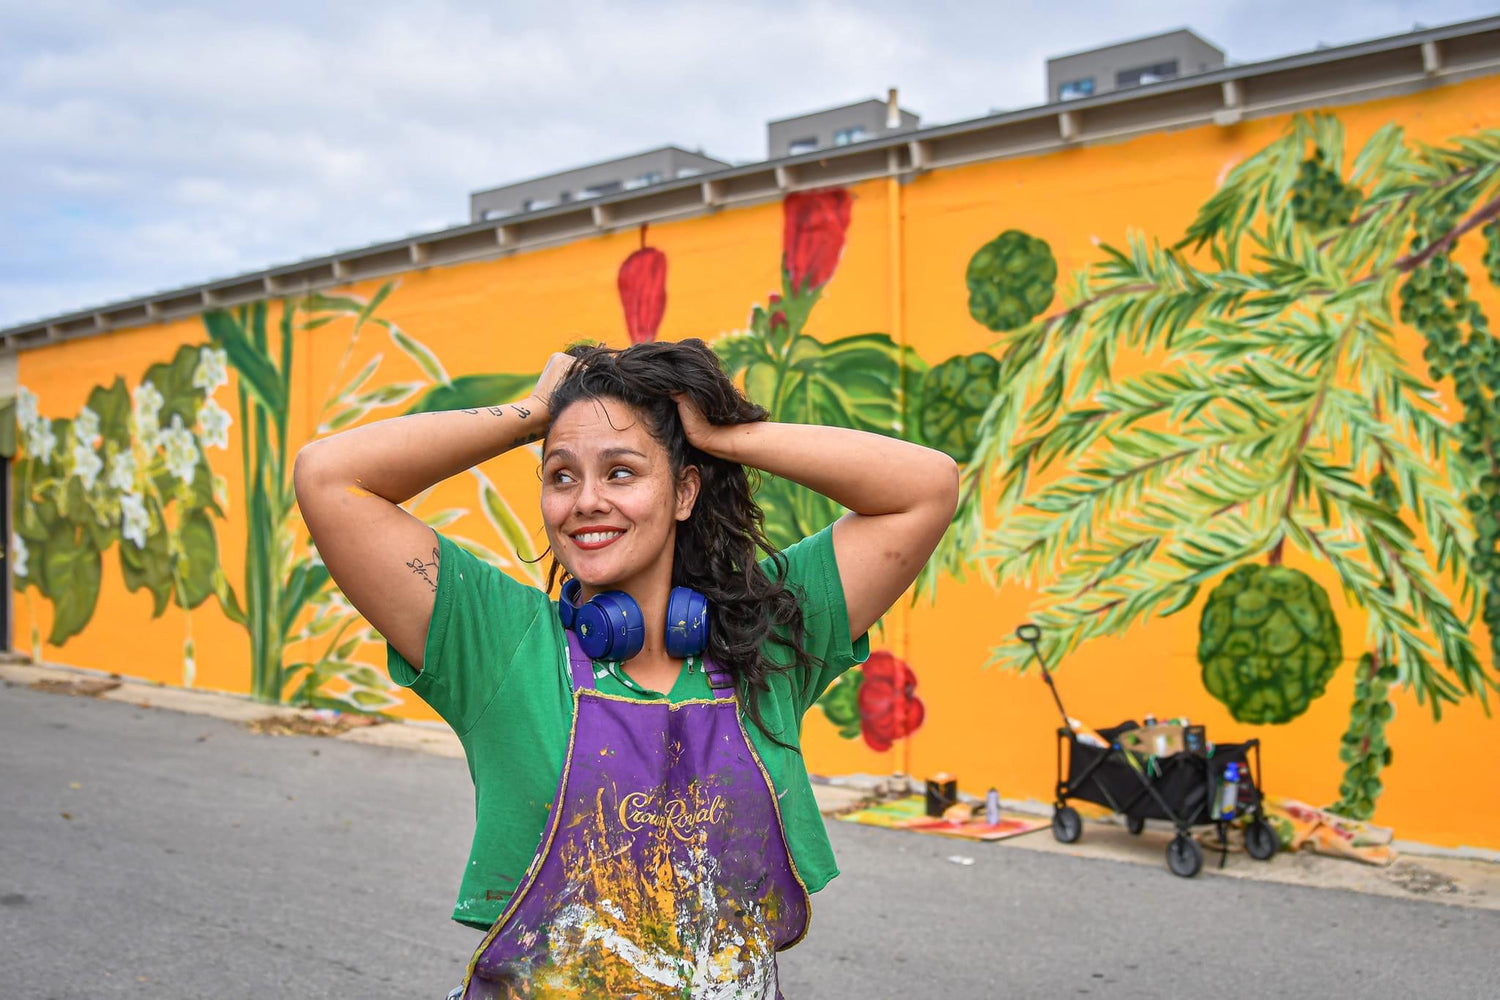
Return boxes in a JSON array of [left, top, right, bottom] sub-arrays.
[[457, 631, 810, 999]]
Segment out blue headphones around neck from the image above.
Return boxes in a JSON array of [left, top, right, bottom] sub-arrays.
[[557, 579, 709, 661]]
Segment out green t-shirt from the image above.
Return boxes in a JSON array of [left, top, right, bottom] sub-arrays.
[[387, 524, 870, 930]]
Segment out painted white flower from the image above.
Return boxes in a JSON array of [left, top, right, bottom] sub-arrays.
[[26, 418, 57, 462], [161, 414, 199, 485], [192, 346, 229, 393], [12, 533, 27, 578], [107, 449, 137, 493], [196, 397, 232, 450], [121, 492, 149, 549], [133, 379, 163, 420], [74, 405, 100, 444], [133, 380, 164, 449], [72, 441, 104, 490], [16, 387, 38, 432]]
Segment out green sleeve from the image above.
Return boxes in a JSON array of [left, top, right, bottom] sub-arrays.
[[761, 524, 871, 716], [386, 532, 551, 737]]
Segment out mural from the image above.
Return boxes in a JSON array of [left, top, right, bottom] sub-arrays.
[[13, 347, 240, 684], [12, 76, 1500, 848], [968, 114, 1500, 820]]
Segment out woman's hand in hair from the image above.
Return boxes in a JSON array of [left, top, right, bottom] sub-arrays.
[[533, 352, 580, 413], [674, 393, 739, 458]]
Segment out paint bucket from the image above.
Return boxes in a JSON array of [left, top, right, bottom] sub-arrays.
[[925, 772, 958, 817]]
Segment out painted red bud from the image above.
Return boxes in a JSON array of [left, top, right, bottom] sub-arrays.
[[618, 246, 667, 343], [782, 188, 852, 296]]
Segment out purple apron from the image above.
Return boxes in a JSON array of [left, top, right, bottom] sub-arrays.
[[458, 632, 810, 998]]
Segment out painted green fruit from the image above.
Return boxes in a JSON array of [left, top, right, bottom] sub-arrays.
[[966, 229, 1057, 331], [1484, 219, 1500, 288], [915, 353, 1002, 462], [817, 668, 864, 739], [1290, 153, 1361, 233], [1197, 563, 1344, 724]]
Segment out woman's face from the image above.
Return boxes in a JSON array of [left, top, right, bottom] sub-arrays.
[[541, 396, 699, 595]]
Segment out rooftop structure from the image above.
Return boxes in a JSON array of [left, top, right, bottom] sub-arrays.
[[767, 89, 920, 158], [1048, 28, 1227, 103], [469, 146, 732, 222]]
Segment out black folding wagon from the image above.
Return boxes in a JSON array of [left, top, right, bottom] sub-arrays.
[[1015, 624, 1279, 877]]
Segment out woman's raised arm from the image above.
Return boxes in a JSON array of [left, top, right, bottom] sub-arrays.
[[676, 402, 960, 639], [293, 353, 573, 669]]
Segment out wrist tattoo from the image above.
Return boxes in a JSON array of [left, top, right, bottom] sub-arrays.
[[406, 547, 440, 592], [509, 403, 532, 419]]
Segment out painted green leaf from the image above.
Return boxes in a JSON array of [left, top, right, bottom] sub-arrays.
[[84, 511, 119, 553], [204, 313, 285, 415], [62, 472, 89, 522], [346, 687, 400, 710], [474, 470, 542, 585], [215, 569, 247, 626], [332, 355, 382, 404], [119, 518, 174, 617], [344, 665, 386, 689], [404, 373, 538, 415], [174, 509, 218, 609], [15, 493, 57, 543], [355, 382, 422, 408], [388, 325, 449, 383], [282, 560, 332, 638], [87, 378, 132, 446], [15, 536, 47, 597], [321, 403, 373, 434], [782, 333, 906, 435], [41, 526, 102, 645]]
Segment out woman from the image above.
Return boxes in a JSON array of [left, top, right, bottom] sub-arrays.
[[294, 338, 958, 997]]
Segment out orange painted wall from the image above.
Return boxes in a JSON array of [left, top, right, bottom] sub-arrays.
[[15, 73, 1500, 851]]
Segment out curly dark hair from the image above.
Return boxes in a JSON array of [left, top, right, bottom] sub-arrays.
[[543, 338, 815, 747]]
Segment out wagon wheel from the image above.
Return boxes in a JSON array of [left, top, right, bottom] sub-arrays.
[[1245, 818, 1278, 861], [1051, 806, 1082, 843], [1125, 814, 1146, 836], [1167, 833, 1203, 877]]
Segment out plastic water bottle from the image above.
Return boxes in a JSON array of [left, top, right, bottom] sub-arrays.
[[985, 787, 1001, 826], [1218, 762, 1242, 819]]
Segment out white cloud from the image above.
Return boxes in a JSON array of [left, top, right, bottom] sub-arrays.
[[1, 0, 1494, 326]]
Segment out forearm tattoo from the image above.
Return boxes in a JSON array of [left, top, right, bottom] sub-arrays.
[[407, 547, 439, 592], [417, 405, 541, 452], [457, 403, 533, 419]]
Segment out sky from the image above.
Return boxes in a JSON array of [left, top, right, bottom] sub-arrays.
[[3, 0, 1496, 328]]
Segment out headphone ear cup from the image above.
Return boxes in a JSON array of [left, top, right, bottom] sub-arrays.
[[583, 591, 646, 661], [665, 587, 709, 658], [558, 579, 582, 630]]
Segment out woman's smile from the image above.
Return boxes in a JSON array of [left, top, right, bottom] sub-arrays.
[[570, 527, 626, 550]]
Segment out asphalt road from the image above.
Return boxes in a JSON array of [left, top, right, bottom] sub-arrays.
[[2, 682, 1495, 999]]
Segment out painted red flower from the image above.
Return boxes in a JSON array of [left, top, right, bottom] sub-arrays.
[[857, 650, 925, 752], [618, 229, 666, 343], [782, 188, 851, 296]]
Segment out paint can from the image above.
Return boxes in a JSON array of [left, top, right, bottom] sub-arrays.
[[925, 772, 958, 817]]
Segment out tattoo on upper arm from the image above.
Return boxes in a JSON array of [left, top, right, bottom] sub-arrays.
[[509, 403, 532, 419], [406, 547, 440, 592]]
